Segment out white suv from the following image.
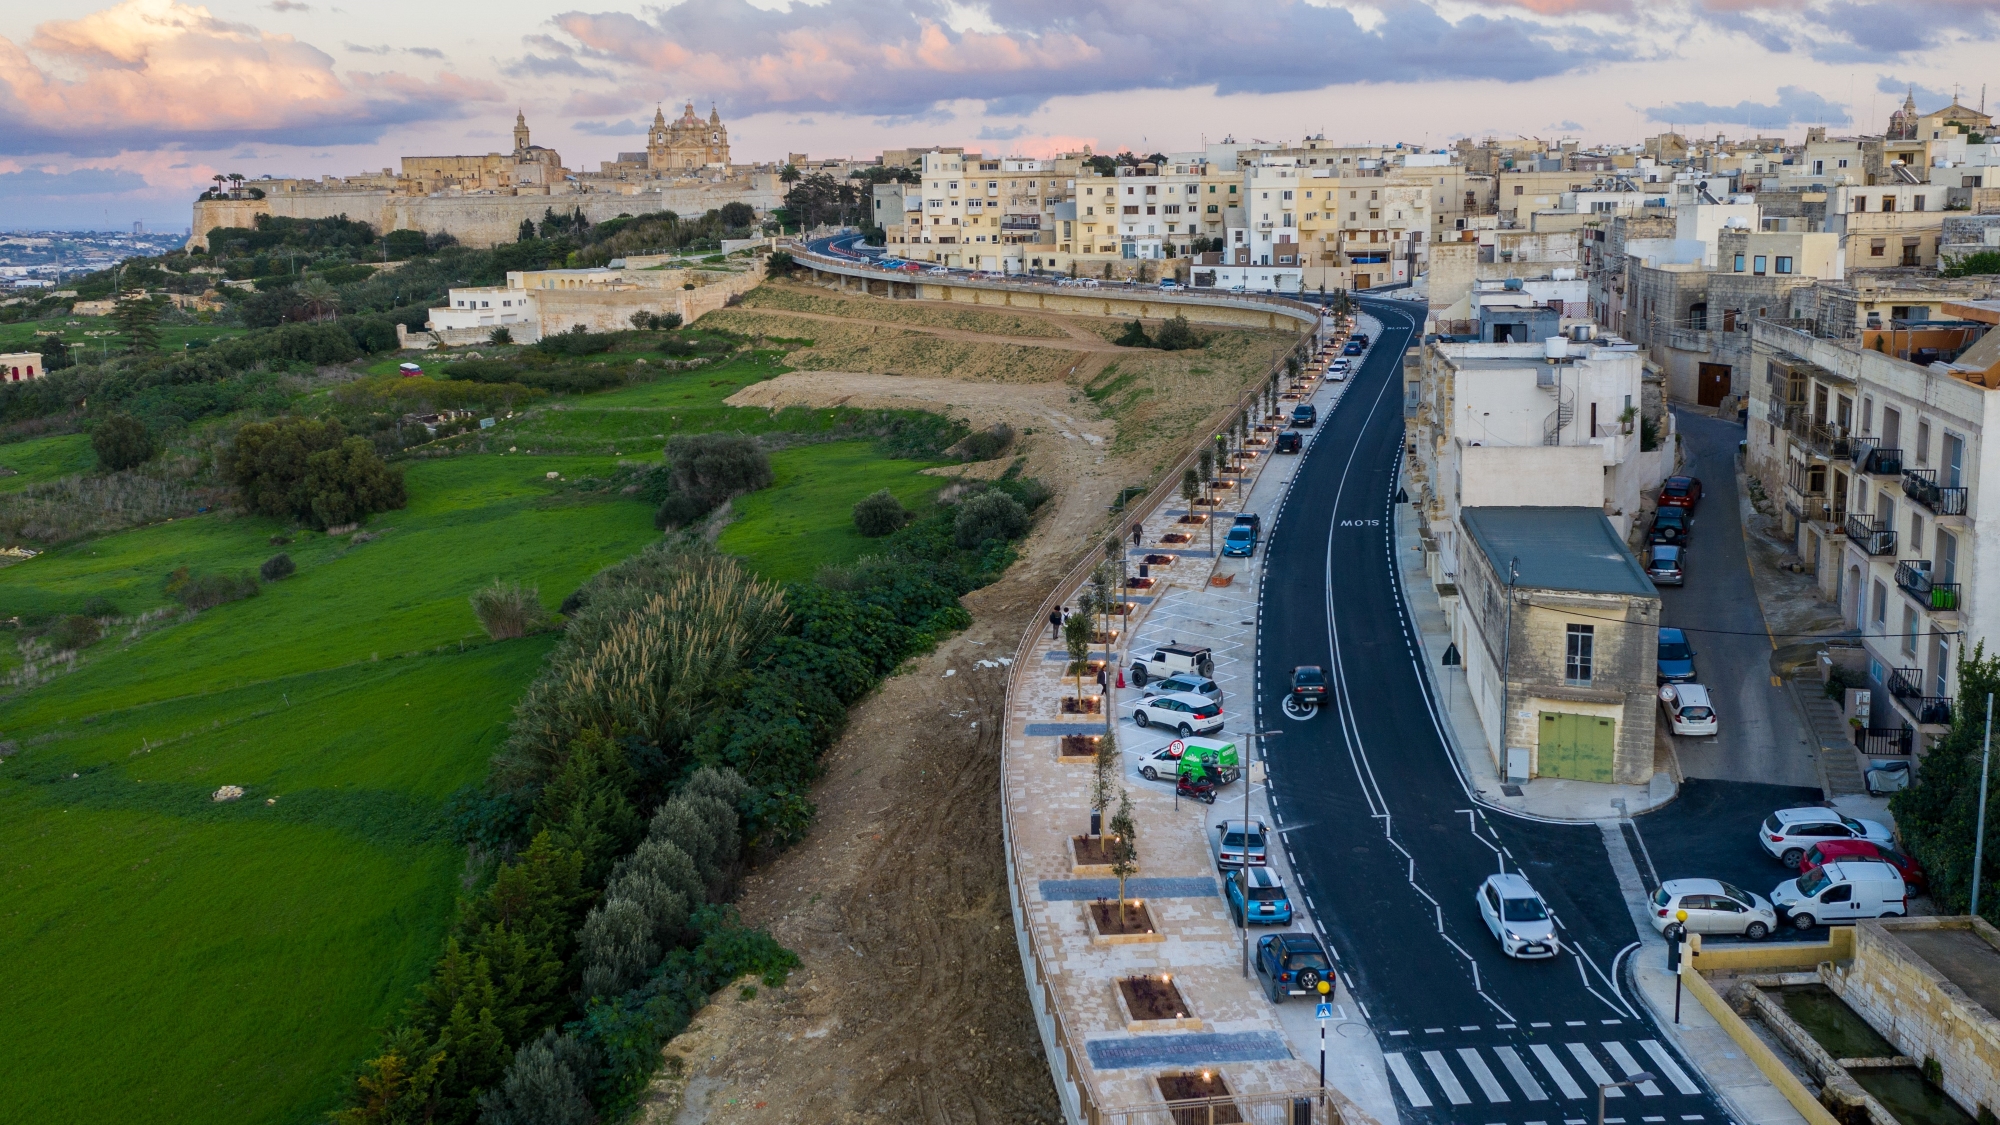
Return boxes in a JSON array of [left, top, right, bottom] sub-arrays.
[[1130, 691, 1224, 736], [1758, 808, 1894, 869], [1650, 879, 1777, 941]]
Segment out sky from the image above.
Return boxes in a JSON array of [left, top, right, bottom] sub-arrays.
[[1, 0, 1997, 232]]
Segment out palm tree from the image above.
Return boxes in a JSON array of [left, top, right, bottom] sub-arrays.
[[226, 173, 245, 196], [297, 277, 339, 321]]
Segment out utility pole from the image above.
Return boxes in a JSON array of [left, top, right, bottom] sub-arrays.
[[1972, 694, 1993, 918]]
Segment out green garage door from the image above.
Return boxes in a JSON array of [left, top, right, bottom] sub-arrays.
[[1539, 712, 1616, 782]]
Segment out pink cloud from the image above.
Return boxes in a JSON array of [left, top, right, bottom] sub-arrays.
[[0, 0, 501, 155]]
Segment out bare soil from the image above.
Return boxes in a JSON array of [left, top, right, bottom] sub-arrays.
[[644, 287, 1295, 1124], [1089, 900, 1158, 937], [1119, 976, 1190, 1021]]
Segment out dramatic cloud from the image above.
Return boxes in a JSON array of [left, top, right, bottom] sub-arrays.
[[0, 0, 502, 156], [551, 0, 1621, 118], [1693, 0, 2000, 61], [1648, 85, 1853, 127]]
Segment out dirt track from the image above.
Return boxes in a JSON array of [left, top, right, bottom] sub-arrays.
[[642, 288, 1286, 1124]]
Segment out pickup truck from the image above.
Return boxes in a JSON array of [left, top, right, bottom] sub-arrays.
[[1130, 642, 1213, 687], [1222, 513, 1261, 557]]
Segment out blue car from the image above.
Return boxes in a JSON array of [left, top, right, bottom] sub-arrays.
[[1227, 866, 1295, 926], [1222, 516, 1259, 557], [1658, 627, 1696, 683], [1342, 341, 1364, 356]]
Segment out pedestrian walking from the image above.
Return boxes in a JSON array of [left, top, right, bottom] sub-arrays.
[[1048, 606, 1063, 640], [1130, 521, 1144, 547], [1095, 665, 1108, 693]]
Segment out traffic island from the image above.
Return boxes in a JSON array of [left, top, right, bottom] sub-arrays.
[[1088, 899, 1163, 944], [1116, 975, 1202, 1031]]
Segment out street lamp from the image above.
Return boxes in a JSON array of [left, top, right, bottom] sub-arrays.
[[1240, 728, 1281, 978], [1597, 1072, 1657, 1125]]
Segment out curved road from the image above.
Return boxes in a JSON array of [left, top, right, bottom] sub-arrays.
[[1256, 300, 1732, 1124]]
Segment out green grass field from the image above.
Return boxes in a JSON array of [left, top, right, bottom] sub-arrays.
[[0, 433, 95, 493], [717, 442, 953, 581]]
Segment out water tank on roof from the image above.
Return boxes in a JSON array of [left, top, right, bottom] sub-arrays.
[[1551, 268, 1577, 281], [1503, 277, 1525, 291], [1544, 336, 1570, 361]]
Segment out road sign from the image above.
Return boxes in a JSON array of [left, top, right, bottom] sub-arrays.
[[1314, 1001, 1334, 1021]]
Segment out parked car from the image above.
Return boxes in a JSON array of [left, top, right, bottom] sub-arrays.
[[1226, 866, 1295, 926], [1130, 642, 1213, 687], [1131, 691, 1224, 736], [1341, 341, 1365, 356], [1211, 818, 1268, 870], [1255, 932, 1334, 1002], [1474, 873, 1559, 959], [1275, 431, 1303, 454], [1772, 860, 1908, 930], [1646, 543, 1684, 586], [1658, 683, 1718, 736], [1647, 505, 1691, 545], [1350, 333, 1371, 347], [1138, 735, 1239, 783], [1223, 519, 1259, 557], [1758, 807, 1895, 868], [1291, 403, 1317, 427], [1143, 673, 1221, 702], [1659, 475, 1704, 511], [1158, 279, 1181, 290], [1802, 839, 1929, 893], [925, 266, 951, 275], [1290, 665, 1328, 708], [1657, 628, 1697, 683], [1650, 878, 1777, 941]]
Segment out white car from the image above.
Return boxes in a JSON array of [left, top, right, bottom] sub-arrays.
[[1759, 808, 1894, 869], [1650, 878, 1777, 941], [1658, 683, 1718, 736], [1475, 873, 1559, 959], [1130, 691, 1224, 736], [925, 266, 951, 275], [1772, 860, 1908, 930]]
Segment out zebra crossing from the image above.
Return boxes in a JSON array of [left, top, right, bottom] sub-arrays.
[[1383, 1036, 1704, 1119]]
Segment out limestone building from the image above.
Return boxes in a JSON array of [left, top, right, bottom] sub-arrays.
[[648, 103, 730, 172]]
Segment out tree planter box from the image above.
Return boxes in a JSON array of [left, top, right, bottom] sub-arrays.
[[1142, 553, 1178, 566], [1208, 574, 1234, 587], [1156, 1073, 1243, 1123], [1125, 577, 1157, 590], [1059, 734, 1102, 759], [1060, 695, 1103, 715], [1159, 532, 1194, 544], [1116, 975, 1201, 1031], [1070, 834, 1132, 875], [1088, 899, 1162, 944]]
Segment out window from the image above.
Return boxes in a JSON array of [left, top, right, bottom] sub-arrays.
[[1853, 196, 1867, 212], [1917, 419, 1931, 465], [1565, 625, 1594, 684], [1901, 605, 1918, 656], [1734, 253, 1745, 272], [1871, 238, 1886, 257], [1882, 195, 1896, 212], [1914, 195, 1926, 211], [1776, 256, 1793, 274], [1514, 185, 1524, 195], [1753, 255, 1767, 275], [1873, 579, 1888, 626], [1938, 528, 1958, 584]]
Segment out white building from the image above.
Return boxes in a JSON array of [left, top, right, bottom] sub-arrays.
[[1, 351, 44, 383]]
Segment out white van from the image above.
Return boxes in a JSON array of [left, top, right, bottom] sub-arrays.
[[1658, 683, 1718, 736], [1771, 860, 1907, 930]]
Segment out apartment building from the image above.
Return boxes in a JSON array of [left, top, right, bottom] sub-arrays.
[[1829, 184, 1953, 270]]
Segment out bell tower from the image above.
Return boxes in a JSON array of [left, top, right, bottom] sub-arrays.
[[513, 110, 531, 159]]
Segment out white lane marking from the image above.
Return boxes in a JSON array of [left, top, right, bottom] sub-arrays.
[[1567, 1042, 1623, 1095], [1422, 1050, 1473, 1105], [1531, 1043, 1587, 1100], [1495, 1045, 1550, 1101], [1640, 1040, 1702, 1095], [1604, 1041, 1664, 1095], [1457, 1047, 1510, 1103], [1384, 1052, 1434, 1108]]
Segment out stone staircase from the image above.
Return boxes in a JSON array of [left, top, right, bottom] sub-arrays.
[[1791, 676, 1867, 795]]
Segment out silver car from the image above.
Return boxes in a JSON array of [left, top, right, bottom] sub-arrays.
[[1476, 873, 1559, 959], [1145, 673, 1221, 702]]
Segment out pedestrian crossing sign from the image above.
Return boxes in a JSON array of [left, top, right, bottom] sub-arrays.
[[1315, 1001, 1334, 1021]]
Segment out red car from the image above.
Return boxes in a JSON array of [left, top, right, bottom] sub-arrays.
[[1659, 476, 1703, 510], [1802, 839, 1928, 893]]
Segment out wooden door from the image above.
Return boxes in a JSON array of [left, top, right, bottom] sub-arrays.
[[1697, 363, 1733, 407]]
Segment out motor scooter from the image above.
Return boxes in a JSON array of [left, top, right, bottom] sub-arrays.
[[1176, 773, 1218, 804]]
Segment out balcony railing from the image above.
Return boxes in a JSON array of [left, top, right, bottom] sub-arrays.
[[1895, 561, 1961, 610], [1854, 725, 1914, 757], [1845, 516, 1896, 555], [1884, 670, 1953, 727], [1800, 422, 1854, 461], [1902, 468, 1969, 516], [1855, 445, 1903, 476], [1786, 463, 1825, 497], [1793, 497, 1848, 525]]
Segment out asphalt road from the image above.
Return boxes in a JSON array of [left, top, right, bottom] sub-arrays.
[[1257, 303, 1729, 1124], [1658, 411, 1821, 788]]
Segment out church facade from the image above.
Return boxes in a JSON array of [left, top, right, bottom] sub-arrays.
[[648, 103, 731, 172]]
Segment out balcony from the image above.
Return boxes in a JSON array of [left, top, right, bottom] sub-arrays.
[[1902, 468, 1969, 516], [1855, 445, 1903, 476], [1844, 516, 1896, 555], [1792, 497, 1847, 526], [1785, 463, 1825, 497], [1895, 561, 1961, 611], [1853, 725, 1914, 757], [1800, 422, 1854, 461], [1886, 668, 1954, 726]]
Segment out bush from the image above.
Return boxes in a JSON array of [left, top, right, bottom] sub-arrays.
[[1153, 315, 1200, 351], [630, 311, 683, 331], [90, 412, 155, 471], [45, 614, 102, 651], [164, 567, 259, 611], [534, 325, 616, 358], [224, 416, 407, 529], [488, 326, 514, 345], [81, 595, 119, 617], [471, 579, 548, 640], [852, 489, 909, 537], [652, 433, 773, 529], [259, 553, 296, 581], [1115, 319, 1151, 347], [955, 423, 1014, 462], [765, 250, 795, 278], [953, 490, 1029, 549]]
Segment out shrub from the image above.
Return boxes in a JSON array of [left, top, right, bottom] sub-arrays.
[[46, 614, 102, 652], [1115, 319, 1151, 347], [955, 422, 1014, 462], [765, 250, 795, 278], [953, 490, 1029, 549], [259, 553, 296, 581], [81, 595, 119, 617], [630, 311, 683, 331], [652, 433, 773, 529], [164, 567, 259, 610], [488, 326, 514, 345], [852, 489, 909, 537], [1153, 315, 1200, 351], [90, 412, 155, 471], [534, 325, 615, 358], [224, 416, 406, 529], [472, 579, 548, 640]]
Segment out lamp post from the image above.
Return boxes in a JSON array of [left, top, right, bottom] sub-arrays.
[[1597, 1073, 1657, 1125]]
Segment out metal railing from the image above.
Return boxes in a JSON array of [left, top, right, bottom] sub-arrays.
[[1785, 463, 1825, 497], [1902, 468, 1969, 516], [1802, 422, 1854, 461], [1855, 445, 1903, 476], [1894, 561, 1961, 610], [1854, 725, 1914, 757], [1844, 516, 1896, 555], [1795, 497, 1847, 525]]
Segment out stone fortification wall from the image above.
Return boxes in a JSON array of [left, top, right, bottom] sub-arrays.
[[190, 182, 772, 251], [537, 269, 761, 335], [1831, 917, 2000, 1119]]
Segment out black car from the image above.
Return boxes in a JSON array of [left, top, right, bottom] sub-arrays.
[[1350, 333, 1370, 347], [1647, 505, 1690, 545], [1290, 665, 1328, 706], [1274, 430, 1302, 453], [1256, 932, 1335, 1002], [1291, 403, 1317, 427]]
